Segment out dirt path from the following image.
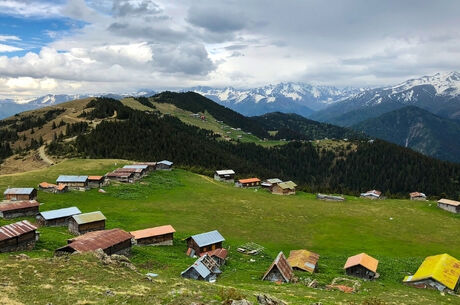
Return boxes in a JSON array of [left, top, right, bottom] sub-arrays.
[[38, 146, 54, 165]]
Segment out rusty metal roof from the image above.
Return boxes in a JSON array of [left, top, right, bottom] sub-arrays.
[[410, 192, 426, 198], [403, 253, 460, 291], [130, 225, 175, 240], [344, 253, 379, 273], [0, 220, 37, 241], [106, 171, 133, 178], [200, 248, 228, 260], [88, 176, 103, 181], [3, 188, 35, 195], [62, 229, 132, 252], [39, 182, 57, 188], [262, 251, 294, 282], [238, 178, 261, 184], [72, 211, 106, 225], [287, 249, 320, 273], [438, 198, 460, 207], [0, 200, 39, 212]]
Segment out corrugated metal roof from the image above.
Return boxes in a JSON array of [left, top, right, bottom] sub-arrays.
[[410, 192, 426, 198], [3, 188, 35, 195], [361, 190, 382, 197], [200, 248, 228, 260], [216, 170, 235, 175], [61, 229, 132, 253], [262, 251, 294, 282], [438, 198, 460, 207], [158, 160, 173, 166], [287, 249, 320, 273], [0, 220, 37, 241], [403, 253, 460, 290], [189, 230, 225, 247], [56, 175, 88, 183], [344, 253, 379, 273], [238, 178, 260, 184], [130, 225, 176, 240], [277, 181, 297, 190], [72, 211, 106, 225], [266, 178, 282, 184], [123, 165, 148, 170], [0, 200, 39, 212], [88, 176, 103, 181], [39, 207, 81, 220]]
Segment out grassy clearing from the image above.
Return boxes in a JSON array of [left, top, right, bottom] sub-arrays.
[[0, 159, 458, 304]]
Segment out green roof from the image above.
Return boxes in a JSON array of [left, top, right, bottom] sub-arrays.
[[277, 181, 297, 189], [72, 211, 106, 225]]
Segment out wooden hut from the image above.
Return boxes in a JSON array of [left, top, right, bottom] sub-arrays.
[[214, 170, 236, 183], [68, 211, 106, 235], [271, 181, 297, 195], [235, 178, 261, 188], [409, 192, 427, 201], [122, 165, 148, 176], [360, 190, 382, 200], [262, 252, 294, 283], [261, 178, 282, 189], [437, 199, 460, 214], [186, 230, 225, 257], [0, 220, 39, 253], [130, 225, 175, 246], [181, 254, 222, 282], [3, 188, 37, 201], [106, 171, 134, 183], [403, 253, 460, 293], [38, 182, 68, 193], [200, 248, 228, 267], [56, 176, 88, 190], [344, 253, 379, 280], [87, 176, 105, 188], [137, 162, 157, 172], [112, 168, 143, 179], [156, 160, 173, 170], [55, 228, 132, 256], [287, 249, 320, 273], [36, 207, 81, 227], [0, 200, 39, 219]]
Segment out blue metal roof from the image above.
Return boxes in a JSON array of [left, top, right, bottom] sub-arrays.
[[190, 230, 225, 247], [158, 160, 173, 166], [56, 175, 88, 183], [39, 207, 81, 220], [3, 188, 35, 195], [123, 165, 148, 170]]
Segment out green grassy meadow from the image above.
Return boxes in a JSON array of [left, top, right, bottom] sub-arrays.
[[0, 159, 459, 304]]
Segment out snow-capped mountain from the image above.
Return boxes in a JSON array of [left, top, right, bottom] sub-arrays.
[[311, 72, 460, 126], [190, 83, 362, 117]]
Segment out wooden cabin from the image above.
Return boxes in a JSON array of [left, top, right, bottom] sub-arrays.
[[186, 230, 225, 257], [122, 165, 148, 176], [112, 168, 143, 179], [38, 182, 68, 193], [261, 178, 282, 189], [55, 229, 132, 256], [403, 253, 460, 293], [181, 254, 222, 282], [130, 225, 175, 246], [437, 199, 460, 214], [360, 190, 382, 200], [200, 248, 228, 267], [36, 207, 81, 227], [137, 162, 157, 172], [106, 171, 135, 183], [56, 176, 89, 190], [3, 188, 37, 201], [344, 253, 379, 280], [235, 178, 261, 188], [68, 211, 106, 235], [410, 192, 427, 201], [0, 200, 39, 219], [87, 176, 105, 188], [0, 220, 39, 253], [156, 160, 173, 170], [214, 170, 235, 183], [262, 252, 294, 283], [287, 249, 320, 273], [271, 181, 297, 195]]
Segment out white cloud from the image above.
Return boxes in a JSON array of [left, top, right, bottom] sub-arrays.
[[0, 0, 62, 17], [0, 44, 22, 52], [0, 35, 21, 42]]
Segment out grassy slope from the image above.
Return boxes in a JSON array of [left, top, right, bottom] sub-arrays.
[[0, 159, 459, 304]]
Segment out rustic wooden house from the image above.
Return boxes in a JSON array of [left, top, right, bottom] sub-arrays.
[[214, 170, 236, 183], [130, 225, 176, 246], [287, 249, 320, 273], [156, 160, 173, 170], [38, 182, 68, 193], [200, 248, 228, 267], [261, 178, 282, 189], [113, 168, 143, 179], [316, 193, 345, 201], [68, 211, 106, 235], [403, 253, 460, 293], [0, 220, 39, 253], [138, 162, 157, 172], [55, 228, 132, 256], [36, 206, 81, 227], [87, 176, 105, 188], [122, 164, 148, 176], [186, 230, 225, 257], [105, 171, 135, 183], [235, 178, 261, 188], [181, 254, 222, 282], [0, 200, 39, 219], [262, 251, 294, 283], [360, 190, 382, 200], [56, 176, 89, 190], [437, 199, 460, 214], [271, 181, 297, 195], [3, 188, 37, 201], [409, 192, 427, 201], [344, 253, 379, 280]]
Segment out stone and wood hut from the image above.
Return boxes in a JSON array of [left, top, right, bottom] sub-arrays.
[[122, 164, 149, 176], [0, 200, 39, 219], [0, 220, 39, 253], [87, 176, 105, 188], [68, 211, 106, 235], [200, 248, 228, 267], [156, 160, 173, 170], [271, 181, 297, 195], [186, 230, 225, 257], [437, 199, 460, 214], [38, 182, 68, 193], [344, 253, 379, 280], [36, 207, 81, 227], [262, 251, 294, 283], [56, 176, 89, 190], [105, 171, 134, 183], [3, 188, 37, 201], [181, 254, 222, 282], [130, 225, 176, 246], [261, 178, 282, 189], [409, 192, 427, 201], [287, 249, 320, 273], [235, 178, 261, 188], [360, 190, 382, 200], [214, 170, 236, 183]]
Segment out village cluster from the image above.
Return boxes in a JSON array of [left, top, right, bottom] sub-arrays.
[[0, 163, 459, 295]]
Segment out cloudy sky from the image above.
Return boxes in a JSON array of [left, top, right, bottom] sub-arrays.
[[0, 0, 460, 99]]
